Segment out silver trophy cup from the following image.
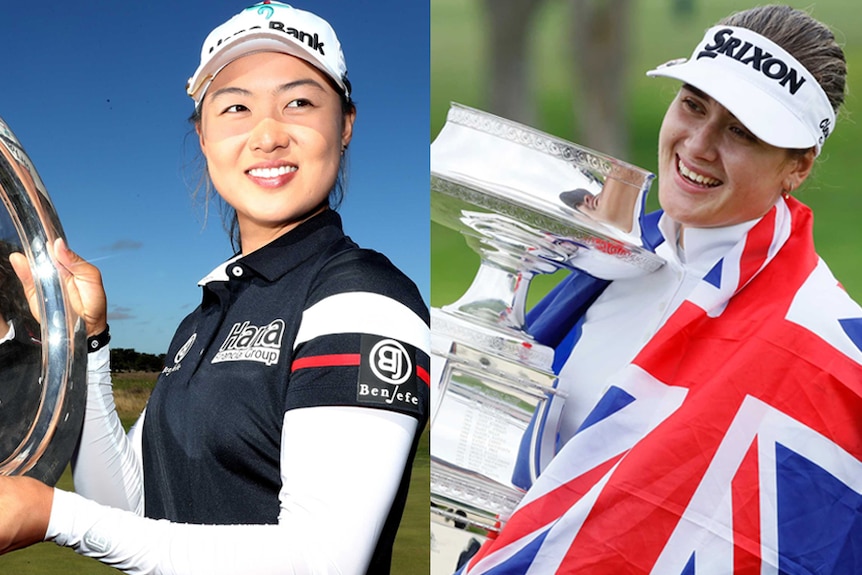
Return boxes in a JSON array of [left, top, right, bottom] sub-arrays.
[[429, 103, 662, 571], [0, 117, 86, 485]]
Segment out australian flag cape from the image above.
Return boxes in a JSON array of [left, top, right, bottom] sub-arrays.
[[459, 196, 862, 574]]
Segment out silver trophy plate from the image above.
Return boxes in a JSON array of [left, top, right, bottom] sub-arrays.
[[0, 117, 86, 485], [429, 103, 664, 550]]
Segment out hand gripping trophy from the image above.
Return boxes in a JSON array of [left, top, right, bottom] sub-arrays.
[[0, 117, 86, 485], [429, 103, 663, 571]]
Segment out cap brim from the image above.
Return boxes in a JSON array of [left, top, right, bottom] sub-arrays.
[[188, 32, 345, 102], [647, 61, 816, 150]]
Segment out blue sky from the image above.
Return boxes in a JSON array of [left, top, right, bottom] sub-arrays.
[[1, 1, 429, 354]]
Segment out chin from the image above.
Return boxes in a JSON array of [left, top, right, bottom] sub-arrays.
[[659, 197, 708, 228]]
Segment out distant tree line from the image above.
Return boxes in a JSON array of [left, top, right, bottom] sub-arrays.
[[111, 348, 165, 373]]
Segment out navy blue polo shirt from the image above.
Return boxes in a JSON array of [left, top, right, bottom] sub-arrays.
[[141, 210, 429, 570], [0, 318, 41, 459]]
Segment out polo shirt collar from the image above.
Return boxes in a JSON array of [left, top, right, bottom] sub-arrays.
[[199, 210, 345, 285], [657, 211, 760, 276]]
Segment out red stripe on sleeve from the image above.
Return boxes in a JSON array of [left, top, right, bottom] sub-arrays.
[[293, 353, 431, 389], [417, 365, 430, 387], [291, 353, 361, 371]]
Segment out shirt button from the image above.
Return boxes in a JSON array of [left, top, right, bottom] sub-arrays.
[[231, 265, 244, 277]]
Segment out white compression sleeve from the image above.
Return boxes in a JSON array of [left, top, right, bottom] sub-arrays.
[[48, 405, 418, 574], [72, 347, 145, 514]]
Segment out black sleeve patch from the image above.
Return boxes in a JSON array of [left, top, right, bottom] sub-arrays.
[[357, 334, 422, 412]]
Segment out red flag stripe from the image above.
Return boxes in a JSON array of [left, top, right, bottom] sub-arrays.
[[732, 438, 762, 571], [737, 204, 776, 289]]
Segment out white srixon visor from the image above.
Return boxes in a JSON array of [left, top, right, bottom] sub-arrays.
[[647, 25, 835, 155]]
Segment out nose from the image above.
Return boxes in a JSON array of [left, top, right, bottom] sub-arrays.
[[686, 120, 720, 162], [248, 116, 290, 153]]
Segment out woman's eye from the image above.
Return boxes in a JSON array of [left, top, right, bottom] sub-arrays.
[[223, 104, 249, 114], [730, 125, 757, 142], [682, 97, 702, 113], [286, 98, 312, 109]]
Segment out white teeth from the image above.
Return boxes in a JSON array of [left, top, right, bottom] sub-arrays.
[[678, 160, 720, 187], [248, 165, 297, 178]]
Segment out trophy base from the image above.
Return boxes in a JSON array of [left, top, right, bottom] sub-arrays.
[[430, 307, 559, 535], [431, 459, 524, 530]]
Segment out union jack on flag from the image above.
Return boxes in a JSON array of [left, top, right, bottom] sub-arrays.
[[460, 197, 862, 574]]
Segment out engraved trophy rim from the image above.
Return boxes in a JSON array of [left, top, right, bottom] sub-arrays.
[[431, 102, 665, 279]]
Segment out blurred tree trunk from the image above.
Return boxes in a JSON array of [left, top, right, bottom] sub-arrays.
[[570, 0, 632, 158], [482, 0, 547, 126], [481, 0, 634, 158]]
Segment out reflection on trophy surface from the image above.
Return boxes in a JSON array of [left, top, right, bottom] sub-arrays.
[[429, 103, 662, 569], [0, 239, 42, 459], [0, 117, 86, 485]]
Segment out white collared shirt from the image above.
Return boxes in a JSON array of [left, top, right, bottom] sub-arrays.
[[0, 319, 15, 345]]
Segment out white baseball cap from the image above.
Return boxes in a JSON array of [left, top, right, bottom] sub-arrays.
[[647, 25, 835, 155], [187, 1, 350, 105]]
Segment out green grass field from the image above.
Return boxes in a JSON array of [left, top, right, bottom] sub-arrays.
[[431, 0, 862, 308], [0, 373, 430, 574]]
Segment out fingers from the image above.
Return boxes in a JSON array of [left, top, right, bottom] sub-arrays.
[[9, 251, 33, 291], [52, 238, 90, 279], [9, 239, 108, 337], [51, 239, 108, 337]]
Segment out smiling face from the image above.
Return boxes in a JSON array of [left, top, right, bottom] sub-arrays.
[[197, 51, 354, 253], [657, 85, 814, 230]]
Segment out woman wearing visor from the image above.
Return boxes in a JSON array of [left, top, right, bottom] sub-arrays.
[[0, 3, 428, 574], [458, 5, 862, 573]]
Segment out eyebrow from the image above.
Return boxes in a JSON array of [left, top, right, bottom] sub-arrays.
[[209, 78, 328, 101], [681, 83, 749, 127], [681, 83, 712, 101], [274, 78, 328, 95]]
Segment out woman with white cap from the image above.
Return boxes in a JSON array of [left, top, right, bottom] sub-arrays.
[[457, 5, 862, 573], [0, 2, 429, 574]]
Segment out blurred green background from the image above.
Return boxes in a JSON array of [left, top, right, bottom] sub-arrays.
[[431, 0, 862, 309]]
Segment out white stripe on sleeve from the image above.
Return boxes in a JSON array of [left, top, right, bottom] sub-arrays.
[[293, 292, 429, 352]]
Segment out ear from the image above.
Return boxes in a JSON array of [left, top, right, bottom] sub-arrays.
[[784, 148, 816, 192], [195, 117, 207, 158], [341, 107, 356, 150]]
